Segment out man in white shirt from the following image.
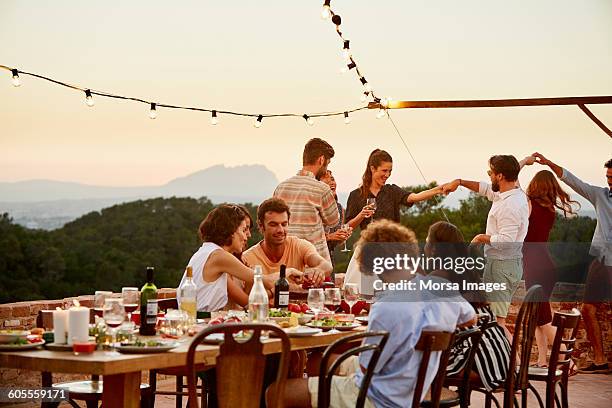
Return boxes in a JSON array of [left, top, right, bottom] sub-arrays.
[[442, 155, 533, 337]]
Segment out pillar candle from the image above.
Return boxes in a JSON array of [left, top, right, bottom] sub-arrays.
[[52, 309, 68, 344], [67, 306, 89, 345]]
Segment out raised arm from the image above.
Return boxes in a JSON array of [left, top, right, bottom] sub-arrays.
[[406, 185, 444, 203], [441, 179, 480, 194], [533, 152, 598, 204]]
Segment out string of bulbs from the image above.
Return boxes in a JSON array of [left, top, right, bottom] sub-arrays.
[[1, 2, 391, 126], [0, 64, 369, 127], [320, 0, 390, 119]]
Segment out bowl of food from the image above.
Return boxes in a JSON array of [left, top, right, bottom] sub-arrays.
[[334, 313, 355, 323], [297, 314, 313, 325], [0, 330, 29, 344]]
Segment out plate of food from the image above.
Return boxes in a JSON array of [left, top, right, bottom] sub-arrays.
[[0, 330, 29, 344], [116, 339, 179, 354], [202, 331, 269, 344], [355, 316, 369, 325], [0, 336, 45, 351], [306, 318, 360, 331]]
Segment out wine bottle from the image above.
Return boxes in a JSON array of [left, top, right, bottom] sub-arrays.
[[139, 266, 158, 336], [274, 264, 290, 309], [248, 265, 269, 322], [179, 266, 197, 325]]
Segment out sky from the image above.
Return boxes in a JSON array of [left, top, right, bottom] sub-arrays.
[[1, 0, 611, 194]]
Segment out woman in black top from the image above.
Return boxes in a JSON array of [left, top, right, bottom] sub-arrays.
[[345, 149, 444, 230]]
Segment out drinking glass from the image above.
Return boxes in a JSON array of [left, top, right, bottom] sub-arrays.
[[343, 283, 359, 314], [340, 224, 352, 252], [121, 287, 139, 325], [103, 298, 125, 348], [94, 291, 112, 318], [307, 288, 325, 318], [324, 288, 342, 312], [366, 197, 377, 211]]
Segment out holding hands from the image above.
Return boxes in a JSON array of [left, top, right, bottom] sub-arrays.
[[441, 179, 461, 195]]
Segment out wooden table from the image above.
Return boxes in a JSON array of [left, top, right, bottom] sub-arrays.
[[0, 327, 364, 407]]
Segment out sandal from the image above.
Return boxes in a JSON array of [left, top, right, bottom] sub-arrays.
[[567, 359, 578, 377]]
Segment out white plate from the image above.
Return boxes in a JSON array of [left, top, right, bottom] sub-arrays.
[[285, 326, 322, 337], [116, 341, 179, 354], [202, 333, 269, 344], [355, 316, 369, 325], [0, 331, 29, 344], [0, 340, 45, 351]]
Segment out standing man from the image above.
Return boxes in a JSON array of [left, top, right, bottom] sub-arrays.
[[243, 197, 332, 287], [533, 153, 611, 373], [274, 138, 339, 263], [442, 155, 533, 338]]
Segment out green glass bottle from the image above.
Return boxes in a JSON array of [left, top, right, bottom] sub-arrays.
[[139, 266, 158, 336]]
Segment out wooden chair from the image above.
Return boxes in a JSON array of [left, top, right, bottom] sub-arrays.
[[527, 309, 581, 408], [36, 310, 152, 408], [426, 327, 484, 408], [411, 331, 455, 408], [317, 331, 389, 408], [186, 323, 291, 408], [472, 285, 543, 408]]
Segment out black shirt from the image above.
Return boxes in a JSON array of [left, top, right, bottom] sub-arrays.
[[345, 184, 413, 230]]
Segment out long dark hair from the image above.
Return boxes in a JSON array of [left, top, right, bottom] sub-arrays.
[[360, 149, 393, 198], [527, 170, 579, 217]]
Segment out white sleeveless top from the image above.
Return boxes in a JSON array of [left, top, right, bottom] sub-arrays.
[[178, 242, 228, 312]]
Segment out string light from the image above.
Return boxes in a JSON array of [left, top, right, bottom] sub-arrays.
[[11, 69, 20, 87], [342, 40, 351, 60], [376, 109, 386, 119], [149, 103, 157, 119], [380, 97, 388, 108], [360, 92, 370, 102], [321, 0, 331, 20], [344, 111, 351, 124], [254, 115, 263, 128], [84, 89, 94, 107], [211, 110, 218, 125], [303, 114, 314, 126]]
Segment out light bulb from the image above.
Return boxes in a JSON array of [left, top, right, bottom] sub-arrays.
[[342, 49, 351, 61], [376, 109, 386, 119], [254, 115, 263, 128], [211, 110, 218, 125], [11, 69, 20, 87], [339, 66, 348, 74], [344, 111, 351, 124], [85, 90, 94, 107], [321, 5, 331, 19], [360, 92, 369, 102], [380, 97, 388, 108], [149, 103, 157, 119], [364, 83, 372, 92], [303, 114, 314, 126]]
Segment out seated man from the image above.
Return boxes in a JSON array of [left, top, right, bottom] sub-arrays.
[[268, 219, 475, 408], [243, 197, 332, 287]]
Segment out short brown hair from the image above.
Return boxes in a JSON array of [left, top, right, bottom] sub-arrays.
[[605, 159, 612, 169], [257, 197, 291, 225], [357, 219, 419, 275], [198, 204, 251, 246], [489, 155, 520, 181], [303, 138, 335, 165]]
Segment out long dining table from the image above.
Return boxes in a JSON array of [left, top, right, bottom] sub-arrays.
[[0, 326, 365, 407]]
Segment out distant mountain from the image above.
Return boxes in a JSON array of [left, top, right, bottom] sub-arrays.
[[0, 164, 279, 229]]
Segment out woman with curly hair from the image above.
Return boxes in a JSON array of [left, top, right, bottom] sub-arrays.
[[523, 170, 579, 367]]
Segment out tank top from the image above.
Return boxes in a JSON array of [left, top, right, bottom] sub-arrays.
[[178, 242, 228, 312], [524, 200, 556, 242]]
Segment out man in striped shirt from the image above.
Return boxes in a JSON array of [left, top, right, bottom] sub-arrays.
[[274, 138, 339, 265]]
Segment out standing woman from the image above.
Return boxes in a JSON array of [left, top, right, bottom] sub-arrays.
[[523, 170, 578, 367], [345, 149, 443, 230]]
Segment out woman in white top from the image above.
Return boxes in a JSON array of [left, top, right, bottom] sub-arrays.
[[178, 204, 302, 313]]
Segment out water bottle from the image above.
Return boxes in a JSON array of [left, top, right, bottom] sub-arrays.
[[248, 265, 269, 322]]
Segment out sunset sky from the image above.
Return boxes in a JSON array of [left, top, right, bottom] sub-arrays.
[[1, 0, 611, 194]]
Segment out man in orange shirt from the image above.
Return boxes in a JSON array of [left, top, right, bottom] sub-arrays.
[[243, 197, 332, 288]]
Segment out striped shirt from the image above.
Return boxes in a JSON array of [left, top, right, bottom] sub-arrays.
[[273, 170, 339, 262]]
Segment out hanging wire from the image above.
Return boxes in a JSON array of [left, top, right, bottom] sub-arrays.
[[0, 64, 368, 120]]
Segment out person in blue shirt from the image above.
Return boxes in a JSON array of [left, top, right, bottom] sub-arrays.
[[268, 219, 475, 408]]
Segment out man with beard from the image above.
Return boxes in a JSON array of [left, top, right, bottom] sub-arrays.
[[442, 155, 533, 337], [243, 197, 332, 287], [274, 138, 339, 263]]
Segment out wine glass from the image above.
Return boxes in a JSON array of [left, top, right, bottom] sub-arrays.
[[94, 291, 112, 318], [103, 298, 125, 348], [121, 287, 139, 326], [344, 283, 359, 314], [366, 197, 377, 212], [340, 224, 352, 252], [324, 288, 342, 313], [307, 288, 325, 318]]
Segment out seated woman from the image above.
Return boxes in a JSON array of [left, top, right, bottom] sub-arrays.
[[424, 221, 511, 392], [177, 203, 302, 313]]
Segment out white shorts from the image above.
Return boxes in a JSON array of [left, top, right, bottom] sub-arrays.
[[307, 357, 374, 408]]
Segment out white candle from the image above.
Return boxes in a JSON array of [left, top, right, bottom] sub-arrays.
[[67, 305, 89, 345], [53, 309, 68, 344]]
